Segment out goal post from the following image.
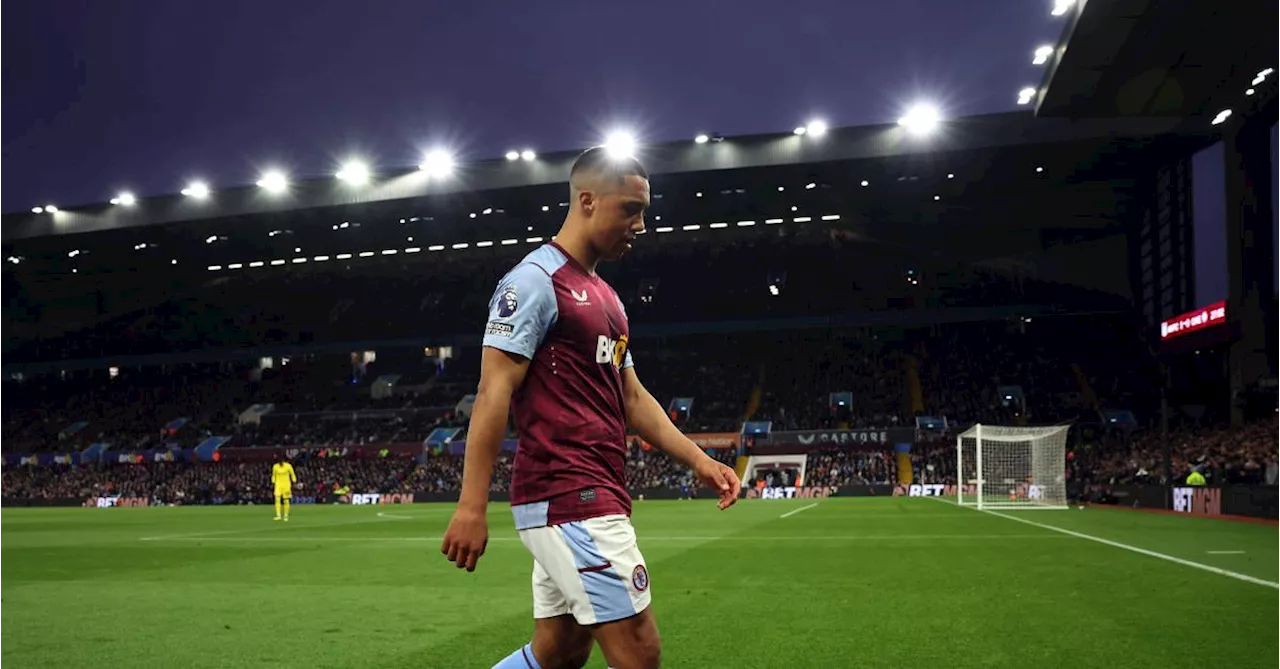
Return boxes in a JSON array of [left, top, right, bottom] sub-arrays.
[[956, 423, 1070, 509]]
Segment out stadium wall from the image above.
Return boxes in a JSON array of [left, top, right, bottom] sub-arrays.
[[7, 485, 1274, 518]]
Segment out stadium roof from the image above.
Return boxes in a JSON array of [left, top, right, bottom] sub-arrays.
[[1, 111, 1214, 243], [0, 110, 1216, 281], [1035, 0, 1278, 119]]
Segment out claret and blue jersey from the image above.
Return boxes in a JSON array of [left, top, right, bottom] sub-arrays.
[[482, 241, 636, 527]]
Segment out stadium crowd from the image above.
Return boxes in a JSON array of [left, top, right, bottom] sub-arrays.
[[6, 416, 1273, 503], [3, 313, 1155, 455]]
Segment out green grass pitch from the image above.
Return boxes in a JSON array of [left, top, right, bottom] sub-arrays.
[[2, 497, 1276, 668]]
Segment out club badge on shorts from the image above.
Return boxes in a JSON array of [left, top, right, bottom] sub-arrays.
[[632, 564, 649, 592]]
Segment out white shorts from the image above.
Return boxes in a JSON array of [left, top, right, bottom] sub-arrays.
[[517, 513, 651, 626]]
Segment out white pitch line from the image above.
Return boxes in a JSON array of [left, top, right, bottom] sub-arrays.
[[139, 514, 402, 541], [138, 533, 1068, 543], [974, 507, 1277, 589], [376, 512, 415, 520], [780, 503, 819, 518], [1207, 550, 1246, 555]]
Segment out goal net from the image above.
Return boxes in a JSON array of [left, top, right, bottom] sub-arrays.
[[956, 423, 1069, 509]]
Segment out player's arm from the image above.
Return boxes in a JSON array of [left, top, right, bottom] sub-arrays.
[[442, 263, 557, 572], [621, 366, 741, 509], [288, 464, 297, 484], [457, 348, 530, 512]]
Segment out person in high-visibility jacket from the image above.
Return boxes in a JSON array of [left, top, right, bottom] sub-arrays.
[[271, 455, 298, 521]]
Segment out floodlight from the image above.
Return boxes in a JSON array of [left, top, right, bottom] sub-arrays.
[[181, 181, 210, 199], [694, 134, 709, 144], [336, 160, 370, 185], [505, 151, 520, 161], [898, 104, 942, 136], [603, 131, 637, 159], [1033, 45, 1054, 65], [520, 149, 536, 161], [257, 170, 289, 193], [419, 150, 455, 177], [1017, 87, 1037, 105], [111, 192, 136, 206], [805, 120, 828, 137]]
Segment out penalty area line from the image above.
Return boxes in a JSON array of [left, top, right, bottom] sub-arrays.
[[963, 504, 1277, 590], [779, 503, 818, 518]]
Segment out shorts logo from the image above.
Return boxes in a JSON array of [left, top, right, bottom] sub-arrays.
[[497, 285, 519, 318], [632, 564, 649, 592]]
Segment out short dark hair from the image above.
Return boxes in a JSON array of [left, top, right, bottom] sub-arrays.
[[570, 147, 648, 187]]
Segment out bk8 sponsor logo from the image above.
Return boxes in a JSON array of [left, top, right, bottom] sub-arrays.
[[595, 334, 629, 368]]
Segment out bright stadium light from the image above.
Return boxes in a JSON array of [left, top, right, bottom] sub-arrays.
[[257, 170, 289, 193], [694, 134, 709, 144], [1033, 45, 1054, 65], [505, 150, 520, 161], [46, 204, 58, 213], [181, 181, 211, 199], [1212, 109, 1232, 126], [31, 207, 43, 214], [805, 120, 828, 137], [898, 103, 942, 136], [336, 160, 370, 185], [419, 150, 455, 177], [1017, 87, 1037, 105], [603, 131, 637, 159], [793, 126, 807, 136], [1051, 0, 1073, 17], [110, 192, 137, 206], [520, 149, 536, 161]]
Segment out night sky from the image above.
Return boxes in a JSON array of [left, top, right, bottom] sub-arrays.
[[3, 0, 1057, 211]]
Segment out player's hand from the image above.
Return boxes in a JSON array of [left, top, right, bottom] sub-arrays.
[[441, 506, 488, 572], [694, 457, 741, 510]]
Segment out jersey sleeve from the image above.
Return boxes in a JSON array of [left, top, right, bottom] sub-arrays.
[[482, 263, 559, 360], [288, 464, 297, 483]]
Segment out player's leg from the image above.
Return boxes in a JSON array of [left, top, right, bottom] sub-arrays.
[[544, 515, 659, 668], [493, 614, 592, 669], [574, 516, 658, 669], [494, 540, 594, 668], [273, 492, 282, 520], [282, 491, 291, 520], [589, 608, 660, 669]]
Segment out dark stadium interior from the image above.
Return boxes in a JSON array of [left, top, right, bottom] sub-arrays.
[[2, 101, 1275, 503], [3, 0, 1279, 666]]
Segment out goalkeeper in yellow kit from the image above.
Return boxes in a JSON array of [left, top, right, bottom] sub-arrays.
[[271, 455, 297, 521]]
